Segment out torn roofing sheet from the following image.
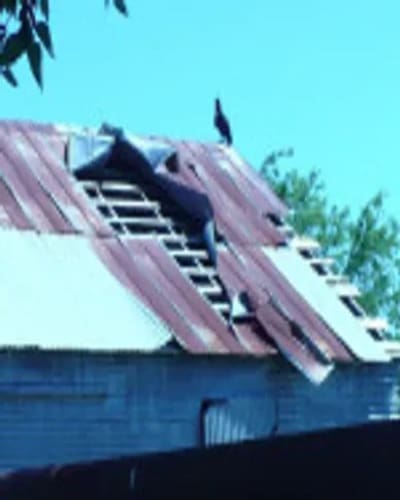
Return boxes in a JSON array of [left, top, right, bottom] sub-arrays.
[[70, 133, 287, 248], [217, 246, 353, 362], [0, 177, 33, 230], [0, 120, 392, 383], [217, 247, 336, 383]]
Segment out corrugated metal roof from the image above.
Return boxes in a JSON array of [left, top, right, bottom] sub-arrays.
[[0, 121, 111, 236], [0, 120, 392, 383], [160, 139, 286, 247], [0, 230, 171, 351]]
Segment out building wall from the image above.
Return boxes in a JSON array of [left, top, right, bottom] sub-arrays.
[[0, 350, 399, 472]]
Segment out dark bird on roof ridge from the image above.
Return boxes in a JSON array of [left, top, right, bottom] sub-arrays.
[[214, 98, 233, 146]]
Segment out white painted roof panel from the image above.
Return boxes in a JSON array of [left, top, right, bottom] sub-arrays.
[[0, 230, 172, 351], [263, 247, 389, 362]]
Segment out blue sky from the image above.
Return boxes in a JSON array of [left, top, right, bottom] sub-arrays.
[[1, 1, 400, 218]]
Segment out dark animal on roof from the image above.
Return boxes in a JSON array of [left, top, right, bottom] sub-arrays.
[[214, 98, 233, 146]]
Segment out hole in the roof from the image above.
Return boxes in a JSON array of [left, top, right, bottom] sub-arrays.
[[299, 248, 314, 259], [74, 143, 261, 334], [311, 263, 328, 276], [110, 222, 124, 234], [264, 212, 283, 226], [98, 205, 112, 218], [340, 296, 364, 317], [367, 329, 384, 341]]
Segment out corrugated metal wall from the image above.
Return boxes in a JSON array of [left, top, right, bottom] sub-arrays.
[[0, 351, 399, 472]]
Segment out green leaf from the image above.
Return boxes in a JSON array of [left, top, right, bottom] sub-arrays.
[[27, 41, 42, 89], [35, 21, 54, 57], [0, 30, 28, 65], [113, 0, 128, 16], [39, 0, 49, 20], [2, 67, 17, 87]]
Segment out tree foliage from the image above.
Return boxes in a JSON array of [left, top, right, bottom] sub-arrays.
[[0, 0, 128, 88], [261, 156, 400, 336]]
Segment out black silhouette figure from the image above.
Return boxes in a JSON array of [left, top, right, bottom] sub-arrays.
[[214, 98, 233, 146]]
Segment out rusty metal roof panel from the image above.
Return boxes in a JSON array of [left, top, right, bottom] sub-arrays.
[[0, 122, 112, 236], [220, 145, 289, 217], [0, 177, 33, 230], [194, 142, 288, 218], [255, 300, 333, 383], [17, 122, 114, 236], [158, 139, 286, 246], [0, 131, 74, 233]]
